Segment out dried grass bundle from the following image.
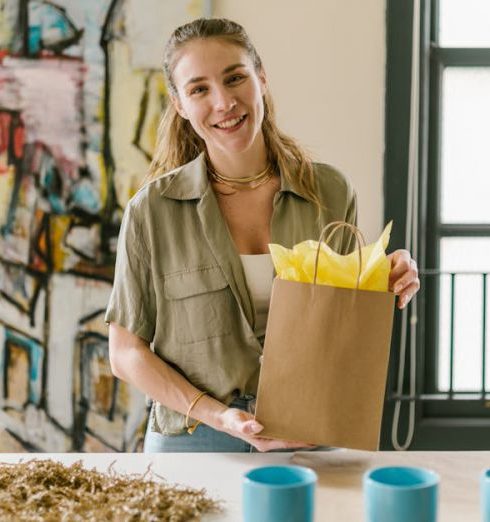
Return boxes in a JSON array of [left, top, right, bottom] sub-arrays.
[[0, 459, 222, 521]]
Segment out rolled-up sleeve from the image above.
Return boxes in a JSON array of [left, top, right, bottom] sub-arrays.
[[104, 203, 156, 342]]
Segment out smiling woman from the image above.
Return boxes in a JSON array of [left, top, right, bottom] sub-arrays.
[[104, 18, 420, 453], [170, 39, 267, 165], [147, 18, 324, 213]]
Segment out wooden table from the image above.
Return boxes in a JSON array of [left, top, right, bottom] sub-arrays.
[[0, 450, 486, 520]]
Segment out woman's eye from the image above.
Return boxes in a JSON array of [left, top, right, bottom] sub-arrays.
[[227, 74, 245, 84], [190, 86, 207, 95]]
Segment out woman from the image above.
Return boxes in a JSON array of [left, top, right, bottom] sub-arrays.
[[105, 18, 420, 453]]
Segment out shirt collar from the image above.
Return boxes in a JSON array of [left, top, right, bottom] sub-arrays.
[[158, 153, 209, 200], [159, 151, 308, 201], [278, 168, 307, 199]]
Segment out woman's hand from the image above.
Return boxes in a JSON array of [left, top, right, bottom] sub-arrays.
[[217, 408, 316, 452], [387, 249, 420, 309]]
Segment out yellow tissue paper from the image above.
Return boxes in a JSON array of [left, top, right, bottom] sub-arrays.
[[269, 221, 393, 292]]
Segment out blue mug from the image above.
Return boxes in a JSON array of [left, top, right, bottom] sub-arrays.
[[364, 466, 439, 522], [243, 465, 317, 522], [481, 469, 490, 522]]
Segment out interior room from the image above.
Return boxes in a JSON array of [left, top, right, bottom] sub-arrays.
[[0, 0, 488, 520]]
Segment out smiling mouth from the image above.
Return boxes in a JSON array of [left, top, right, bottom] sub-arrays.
[[213, 114, 247, 130]]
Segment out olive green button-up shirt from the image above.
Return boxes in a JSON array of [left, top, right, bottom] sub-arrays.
[[105, 152, 357, 435]]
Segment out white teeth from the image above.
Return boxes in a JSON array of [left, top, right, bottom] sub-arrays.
[[215, 115, 245, 129]]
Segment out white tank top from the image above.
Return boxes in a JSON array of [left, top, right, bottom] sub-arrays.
[[239, 254, 275, 339]]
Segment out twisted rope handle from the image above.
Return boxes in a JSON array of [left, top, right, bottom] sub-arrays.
[[313, 221, 366, 289]]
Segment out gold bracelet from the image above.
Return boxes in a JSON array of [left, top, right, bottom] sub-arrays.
[[185, 391, 208, 435]]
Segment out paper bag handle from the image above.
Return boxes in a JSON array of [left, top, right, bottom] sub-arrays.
[[313, 221, 366, 289]]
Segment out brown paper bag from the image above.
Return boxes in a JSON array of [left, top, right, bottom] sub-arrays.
[[255, 222, 395, 450]]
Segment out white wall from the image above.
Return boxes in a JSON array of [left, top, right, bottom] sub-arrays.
[[213, 0, 386, 241]]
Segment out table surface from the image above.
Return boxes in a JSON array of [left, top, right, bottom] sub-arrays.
[[0, 450, 486, 521]]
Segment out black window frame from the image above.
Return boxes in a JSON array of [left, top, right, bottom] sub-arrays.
[[382, 0, 490, 450]]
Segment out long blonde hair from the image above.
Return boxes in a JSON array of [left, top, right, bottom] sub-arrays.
[[147, 18, 323, 216]]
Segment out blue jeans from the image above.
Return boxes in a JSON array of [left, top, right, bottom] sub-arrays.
[[144, 397, 332, 453]]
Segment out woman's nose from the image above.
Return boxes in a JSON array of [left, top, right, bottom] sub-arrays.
[[213, 88, 237, 112]]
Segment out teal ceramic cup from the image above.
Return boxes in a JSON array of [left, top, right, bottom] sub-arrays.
[[243, 465, 317, 522], [481, 469, 490, 522], [364, 466, 439, 522]]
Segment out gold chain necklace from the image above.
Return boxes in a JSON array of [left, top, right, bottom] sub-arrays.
[[207, 161, 273, 192]]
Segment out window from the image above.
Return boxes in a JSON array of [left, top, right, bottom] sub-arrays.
[[384, 0, 490, 449]]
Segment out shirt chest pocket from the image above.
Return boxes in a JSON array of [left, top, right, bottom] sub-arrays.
[[164, 266, 233, 344]]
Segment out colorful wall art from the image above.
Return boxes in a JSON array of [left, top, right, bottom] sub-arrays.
[[0, 0, 208, 452]]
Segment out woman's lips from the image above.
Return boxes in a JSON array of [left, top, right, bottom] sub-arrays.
[[213, 114, 247, 133]]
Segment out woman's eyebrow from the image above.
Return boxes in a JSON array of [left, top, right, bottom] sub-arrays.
[[185, 76, 206, 87], [222, 63, 246, 74], [184, 63, 246, 87]]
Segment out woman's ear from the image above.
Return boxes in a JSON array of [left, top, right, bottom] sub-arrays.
[[258, 67, 268, 97], [171, 94, 188, 119]]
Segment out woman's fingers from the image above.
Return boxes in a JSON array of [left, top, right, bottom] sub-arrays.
[[222, 408, 264, 435], [387, 250, 411, 288], [220, 408, 256, 432], [251, 438, 316, 453], [388, 251, 420, 308], [221, 407, 315, 452], [393, 260, 419, 292], [240, 419, 264, 435], [396, 281, 420, 309], [393, 257, 420, 309], [389, 252, 418, 288]]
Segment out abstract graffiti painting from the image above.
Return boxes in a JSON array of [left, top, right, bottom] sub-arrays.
[[0, 0, 208, 452]]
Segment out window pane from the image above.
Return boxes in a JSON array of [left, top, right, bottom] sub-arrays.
[[439, 0, 490, 47], [437, 238, 490, 392], [440, 67, 490, 224]]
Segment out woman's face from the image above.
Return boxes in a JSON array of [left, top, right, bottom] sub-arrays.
[[171, 38, 267, 159]]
